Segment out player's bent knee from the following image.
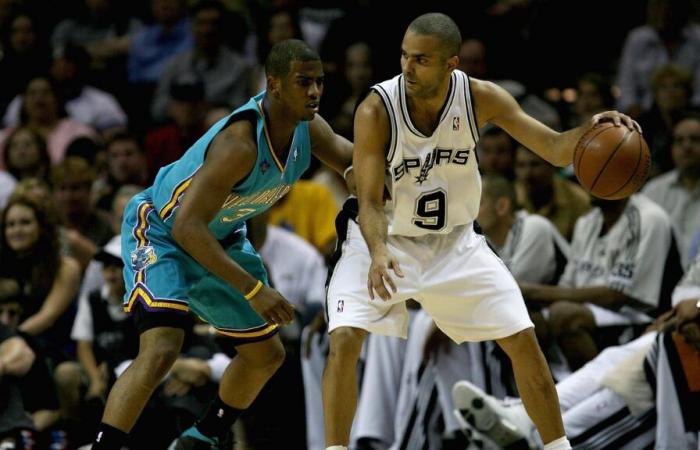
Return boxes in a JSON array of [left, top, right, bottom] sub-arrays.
[[328, 327, 367, 360], [54, 361, 83, 388], [237, 336, 286, 373]]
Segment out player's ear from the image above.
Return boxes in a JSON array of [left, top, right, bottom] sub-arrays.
[[267, 75, 281, 97], [446, 55, 459, 72], [495, 197, 510, 216]]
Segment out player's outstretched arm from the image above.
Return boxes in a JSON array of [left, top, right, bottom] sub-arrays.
[[471, 78, 639, 167], [309, 114, 353, 175], [354, 93, 403, 301], [171, 122, 294, 325]]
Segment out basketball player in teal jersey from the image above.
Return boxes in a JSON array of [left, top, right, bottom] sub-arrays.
[[91, 40, 353, 450]]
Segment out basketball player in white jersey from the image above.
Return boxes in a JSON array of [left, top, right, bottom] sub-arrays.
[[322, 13, 641, 450]]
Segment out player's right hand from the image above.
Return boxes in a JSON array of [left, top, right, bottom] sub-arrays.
[[368, 248, 404, 301], [249, 285, 296, 326]]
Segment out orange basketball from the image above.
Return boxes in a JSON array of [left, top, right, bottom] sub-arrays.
[[573, 122, 651, 200]]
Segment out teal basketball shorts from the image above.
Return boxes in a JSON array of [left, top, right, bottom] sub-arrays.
[[121, 193, 278, 343]]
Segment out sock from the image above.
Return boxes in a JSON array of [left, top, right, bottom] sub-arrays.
[[544, 436, 571, 450], [194, 395, 244, 441], [326, 447, 348, 450], [92, 423, 128, 450]]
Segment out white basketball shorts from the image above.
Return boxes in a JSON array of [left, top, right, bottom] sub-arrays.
[[326, 219, 534, 342]]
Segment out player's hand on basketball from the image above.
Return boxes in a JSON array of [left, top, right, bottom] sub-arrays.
[[368, 248, 404, 301], [249, 285, 296, 325], [592, 111, 641, 133]]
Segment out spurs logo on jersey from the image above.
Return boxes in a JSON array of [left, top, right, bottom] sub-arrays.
[[372, 70, 481, 236]]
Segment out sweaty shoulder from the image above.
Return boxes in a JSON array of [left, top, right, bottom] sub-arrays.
[[356, 91, 389, 124]]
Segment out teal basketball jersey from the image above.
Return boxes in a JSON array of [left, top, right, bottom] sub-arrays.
[[147, 91, 311, 239]]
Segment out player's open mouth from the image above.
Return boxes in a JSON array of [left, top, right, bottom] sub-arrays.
[[307, 103, 319, 112]]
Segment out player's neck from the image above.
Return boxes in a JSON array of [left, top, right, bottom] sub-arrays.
[[261, 96, 298, 155]]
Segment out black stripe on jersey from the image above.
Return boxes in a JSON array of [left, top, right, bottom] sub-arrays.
[[397, 74, 455, 139], [462, 73, 480, 143], [372, 85, 398, 163], [466, 75, 480, 139], [324, 198, 358, 324]]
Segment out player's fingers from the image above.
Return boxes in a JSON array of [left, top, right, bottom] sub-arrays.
[[390, 258, 404, 278], [372, 272, 391, 300], [612, 113, 621, 127], [367, 275, 375, 300], [633, 120, 642, 134], [382, 269, 397, 295], [621, 114, 635, 131]]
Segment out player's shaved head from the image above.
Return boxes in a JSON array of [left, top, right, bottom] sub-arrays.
[[407, 13, 461, 58], [265, 39, 320, 78], [482, 173, 517, 209]]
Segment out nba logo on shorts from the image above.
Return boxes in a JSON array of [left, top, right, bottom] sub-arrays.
[[337, 299, 344, 313], [452, 116, 460, 131]]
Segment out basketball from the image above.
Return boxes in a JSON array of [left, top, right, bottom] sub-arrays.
[[573, 122, 651, 200]]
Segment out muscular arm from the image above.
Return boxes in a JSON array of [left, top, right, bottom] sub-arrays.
[[19, 256, 81, 336], [471, 79, 637, 167], [310, 114, 353, 175], [354, 93, 391, 257], [171, 121, 259, 294]]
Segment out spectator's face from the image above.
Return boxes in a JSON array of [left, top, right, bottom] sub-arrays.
[[54, 178, 92, 216], [152, 0, 182, 24], [192, 7, 222, 50], [4, 204, 40, 253], [16, 177, 51, 204], [477, 188, 498, 233], [7, 129, 41, 172], [345, 44, 372, 93], [10, 15, 35, 53], [107, 139, 145, 184], [24, 78, 58, 121], [654, 74, 689, 113], [0, 302, 22, 329], [102, 264, 126, 300], [515, 147, 553, 190], [458, 39, 486, 78], [672, 118, 700, 175], [575, 80, 605, 117], [479, 133, 514, 176], [268, 12, 295, 45]]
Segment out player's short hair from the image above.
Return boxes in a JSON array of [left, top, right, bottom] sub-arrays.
[[265, 39, 320, 78], [407, 13, 461, 58], [482, 173, 517, 209]]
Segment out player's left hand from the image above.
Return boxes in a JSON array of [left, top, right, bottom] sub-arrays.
[[368, 247, 404, 301], [591, 111, 642, 133]]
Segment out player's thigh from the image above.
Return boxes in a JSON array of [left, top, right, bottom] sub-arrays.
[[420, 236, 532, 342], [327, 221, 416, 338]]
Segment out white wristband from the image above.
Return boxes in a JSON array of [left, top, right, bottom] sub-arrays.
[[343, 165, 353, 179]]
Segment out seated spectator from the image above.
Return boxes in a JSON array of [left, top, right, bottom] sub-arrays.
[[567, 73, 615, 129], [521, 194, 683, 370], [128, 0, 192, 84], [643, 113, 700, 264], [151, 1, 252, 122], [0, 319, 35, 449], [268, 179, 339, 257], [51, 157, 113, 267], [93, 131, 148, 211], [3, 44, 127, 133], [478, 174, 569, 285], [0, 9, 50, 117], [477, 127, 517, 180], [145, 72, 207, 177], [0, 279, 63, 448], [615, 0, 700, 116], [0, 195, 81, 355], [453, 251, 700, 450], [54, 239, 137, 441], [2, 126, 50, 182], [514, 145, 590, 240], [638, 64, 696, 177], [0, 76, 97, 165]]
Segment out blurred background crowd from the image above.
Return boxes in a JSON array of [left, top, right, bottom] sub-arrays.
[[0, 0, 699, 449]]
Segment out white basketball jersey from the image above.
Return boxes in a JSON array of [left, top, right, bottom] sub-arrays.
[[372, 70, 481, 236]]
